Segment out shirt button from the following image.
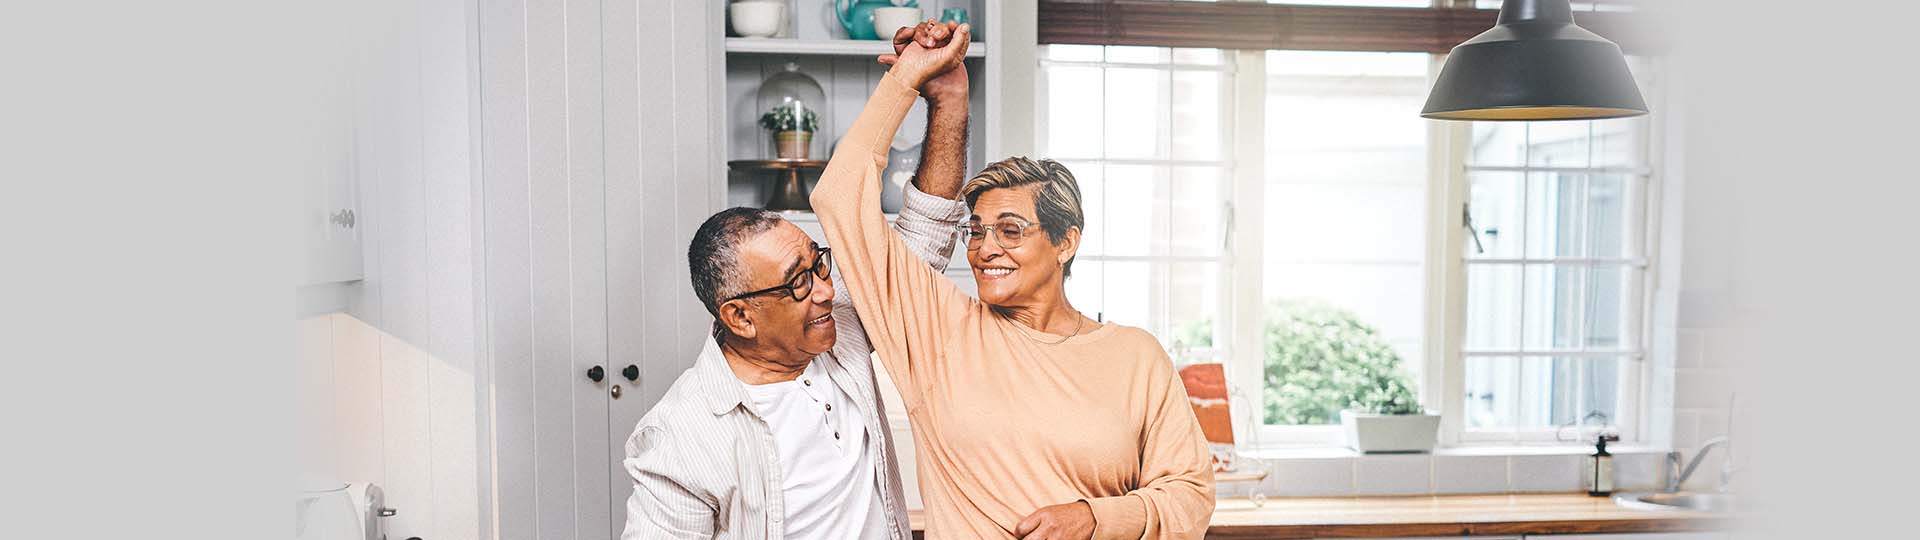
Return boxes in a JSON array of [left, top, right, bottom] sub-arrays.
[[802, 379, 812, 386], [834, 431, 841, 440], [825, 403, 832, 411]]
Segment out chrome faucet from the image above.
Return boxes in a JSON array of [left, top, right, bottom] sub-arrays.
[[1667, 394, 1737, 493], [1665, 436, 1730, 492]]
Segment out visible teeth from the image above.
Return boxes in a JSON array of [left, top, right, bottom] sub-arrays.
[[809, 314, 831, 324], [983, 268, 1013, 276]]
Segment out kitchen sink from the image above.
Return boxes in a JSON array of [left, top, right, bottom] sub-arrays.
[[1614, 492, 1737, 512]]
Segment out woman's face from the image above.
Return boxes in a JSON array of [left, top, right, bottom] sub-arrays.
[[965, 186, 1077, 307]]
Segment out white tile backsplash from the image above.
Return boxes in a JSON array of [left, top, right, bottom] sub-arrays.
[[1615, 452, 1665, 491], [1509, 454, 1583, 492], [1267, 457, 1355, 497], [1677, 329, 1705, 368], [1703, 327, 1745, 368], [1432, 455, 1510, 494], [1676, 369, 1734, 410], [1355, 454, 1433, 495]]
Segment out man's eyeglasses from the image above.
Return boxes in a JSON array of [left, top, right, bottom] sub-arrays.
[[726, 246, 832, 303], [961, 218, 1044, 250]]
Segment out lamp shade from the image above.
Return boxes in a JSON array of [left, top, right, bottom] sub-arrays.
[[1421, 0, 1647, 121]]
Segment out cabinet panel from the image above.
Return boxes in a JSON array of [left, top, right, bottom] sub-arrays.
[[304, 71, 363, 285]]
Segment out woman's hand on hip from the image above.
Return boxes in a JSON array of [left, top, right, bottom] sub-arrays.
[[1014, 500, 1095, 540]]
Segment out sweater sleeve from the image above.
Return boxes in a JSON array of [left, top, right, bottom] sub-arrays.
[[810, 72, 975, 411], [1083, 355, 1217, 540], [827, 182, 966, 366]]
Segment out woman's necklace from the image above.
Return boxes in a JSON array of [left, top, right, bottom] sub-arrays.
[[1016, 315, 1085, 345]]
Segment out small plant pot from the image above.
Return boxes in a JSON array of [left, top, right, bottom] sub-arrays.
[[774, 131, 812, 159], [1341, 410, 1440, 453]]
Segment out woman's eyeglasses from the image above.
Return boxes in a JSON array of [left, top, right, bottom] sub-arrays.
[[726, 246, 831, 302], [961, 218, 1044, 250]]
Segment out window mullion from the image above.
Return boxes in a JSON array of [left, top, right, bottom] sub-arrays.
[[1428, 53, 1470, 446], [1227, 48, 1269, 447]]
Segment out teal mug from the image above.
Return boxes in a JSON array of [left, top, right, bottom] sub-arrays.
[[940, 7, 968, 25]]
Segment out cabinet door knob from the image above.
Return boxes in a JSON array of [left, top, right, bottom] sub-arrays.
[[586, 365, 605, 382], [622, 364, 639, 382]]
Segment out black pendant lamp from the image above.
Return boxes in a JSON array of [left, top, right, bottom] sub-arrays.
[[1422, 0, 1647, 121]]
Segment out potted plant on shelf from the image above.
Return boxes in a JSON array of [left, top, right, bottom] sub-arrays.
[[1341, 377, 1440, 453], [758, 103, 819, 160]]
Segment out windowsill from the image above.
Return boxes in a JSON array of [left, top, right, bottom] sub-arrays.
[[1242, 444, 1670, 461]]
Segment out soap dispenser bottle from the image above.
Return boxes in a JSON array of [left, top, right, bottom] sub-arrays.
[[1587, 433, 1619, 496]]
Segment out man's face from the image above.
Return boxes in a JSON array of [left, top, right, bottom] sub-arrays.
[[732, 222, 837, 359]]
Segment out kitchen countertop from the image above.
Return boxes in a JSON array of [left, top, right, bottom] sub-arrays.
[[907, 493, 1733, 539]]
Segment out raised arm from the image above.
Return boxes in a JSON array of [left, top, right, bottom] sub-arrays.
[[827, 182, 966, 362], [827, 29, 972, 364], [810, 26, 973, 410], [903, 22, 970, 201]]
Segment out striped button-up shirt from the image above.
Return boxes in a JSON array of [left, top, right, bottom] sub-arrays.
[[620, 183, 967, 540]]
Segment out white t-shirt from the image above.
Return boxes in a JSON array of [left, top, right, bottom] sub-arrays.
[[743, 359, 889, 540]]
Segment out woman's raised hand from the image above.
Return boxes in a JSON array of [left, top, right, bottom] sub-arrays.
[[876, 20, 970, 90]]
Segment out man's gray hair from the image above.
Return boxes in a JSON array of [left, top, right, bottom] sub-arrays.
[[960, 156, 1086, 278], [688, 207, 787, 324]]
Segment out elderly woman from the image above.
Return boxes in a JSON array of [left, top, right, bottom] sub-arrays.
[[811, 23, 1214, 540]]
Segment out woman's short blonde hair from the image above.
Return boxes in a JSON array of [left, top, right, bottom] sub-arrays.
[[960, 157, 1085, 278]]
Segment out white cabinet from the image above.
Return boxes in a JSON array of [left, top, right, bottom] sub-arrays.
[[301, 48, 364, 286], [302, 158, 362, 284]]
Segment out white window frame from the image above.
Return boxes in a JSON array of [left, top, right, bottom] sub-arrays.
[[1034, 48, 1240, 371], [1039, 45, 1666, 450], [1437, 55, 1665, 447]]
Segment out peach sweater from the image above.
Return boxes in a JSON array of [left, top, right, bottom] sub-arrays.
[[811, 73, 1214, 540]]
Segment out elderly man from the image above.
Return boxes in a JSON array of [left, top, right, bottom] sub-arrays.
[[618, 24, 974, 540]]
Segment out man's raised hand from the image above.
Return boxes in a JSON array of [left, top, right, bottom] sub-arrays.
[[876, 21, 970, 91], [885, 21, 969, 103]]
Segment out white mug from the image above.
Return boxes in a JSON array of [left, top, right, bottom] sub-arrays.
[[729, 1, 785, 38], [870, 7, 922, 41]]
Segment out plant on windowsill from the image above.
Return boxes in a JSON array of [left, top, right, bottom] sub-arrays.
[[1341, 376, 1441, 453], [758, 104, 820, 160]]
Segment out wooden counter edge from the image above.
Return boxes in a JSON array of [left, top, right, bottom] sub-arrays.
[[1198, 516, 1736, 539], [905, 497, 1736, 539]]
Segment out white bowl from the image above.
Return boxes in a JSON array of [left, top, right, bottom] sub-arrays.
[[871, 7, 922, 41], [729, 1, 784, 38]]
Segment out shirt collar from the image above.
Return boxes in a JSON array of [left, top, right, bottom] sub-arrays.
[[694, 338, 755, 416]]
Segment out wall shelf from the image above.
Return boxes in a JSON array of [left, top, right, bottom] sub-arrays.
[[725, 37, 989, 58]]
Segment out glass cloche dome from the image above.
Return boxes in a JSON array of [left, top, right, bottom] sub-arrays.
[[754, 62, 828, 160]]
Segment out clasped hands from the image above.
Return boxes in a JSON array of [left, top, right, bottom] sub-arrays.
[[877, 20, 970, 104]]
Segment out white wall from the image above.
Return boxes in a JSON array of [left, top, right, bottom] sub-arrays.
[[1659, 45, 1740, 494], [295, 0, 486, 539]]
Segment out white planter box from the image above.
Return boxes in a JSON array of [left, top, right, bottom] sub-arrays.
[[1341, 410, 1441, 453]]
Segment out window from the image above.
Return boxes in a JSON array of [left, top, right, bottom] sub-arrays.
[[1039, 44, 1661, 448], [1038, 45, 1235, 366], [1454, 59, 1658, 443], [1252, 51, 1433, 444]]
